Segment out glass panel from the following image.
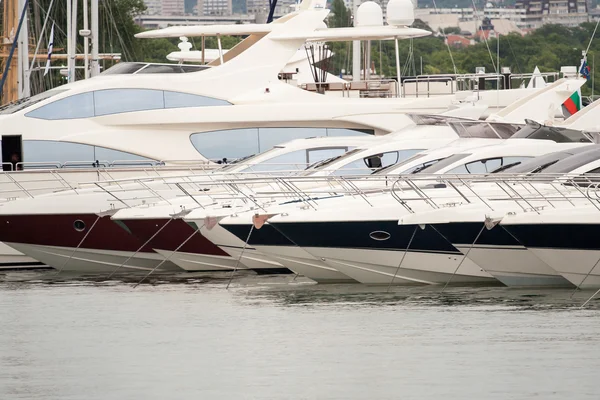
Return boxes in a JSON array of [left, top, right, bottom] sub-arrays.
[[0, 89, 68, 115], [307, 148, 349, 164], [258, 128, 326, 152], [240, 149, 310, 173], [94, 147, 156, 165], [22, 141, 95, 166], [512, 123, 591, 143], [100, 62, 147, 75], [190, 128, 259, 161], [333, 150, 421, 176], [25, 92, 95, 120], [423, 153, 471, 173], [164, 91, 230, 108], [325, 128, 374, 137], [447, 157, 533, 174], [136, 64, 207, 74], [93, 89, 165, 116]]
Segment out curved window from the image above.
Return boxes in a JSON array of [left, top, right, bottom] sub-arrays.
[[0, 89, 68, 115], [258, 128, 326, 150], [25, 92, 95, 120], [333, 150, 422, 176], [21, 140, 157, 168], [239, 147, 350, 173], [94, 89, 165, 116], [190, 128, 373, 161], [26, 89, 230, 120], [445, 156, 533, 174], [164, 91, 230, 108]]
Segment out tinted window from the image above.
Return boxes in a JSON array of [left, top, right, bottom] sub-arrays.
[[544, 148, 600, 174], [26, 92, 95, 120], [23, 141, 94, 165], [94, 89, 165, 116], [240, 149, 311, 173], [421, 153, 470, 173], [449, 121, 521, 139], [21, 140, 156, 168], [512, 123, 591, 143], [446, 156, 533, 174], [240, 147, 350, 173], [498, 147, 598, 174], [333, 150, 422, 176], [26, 89, 231, 120], [308, 148, 349, 164], [193, 128, 259, 161], [0, 89, 67, 115], [326, 128, 374, 137], [190, 128, 371, 160], [258, 128, 326, 152], [164, 91, 230, 108]]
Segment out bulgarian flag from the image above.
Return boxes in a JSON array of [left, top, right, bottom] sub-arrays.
[[562, 89, 582, 117]]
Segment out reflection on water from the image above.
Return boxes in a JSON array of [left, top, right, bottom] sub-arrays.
[[1, 271, 600, 399]]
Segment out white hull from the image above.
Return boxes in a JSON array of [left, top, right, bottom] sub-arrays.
[[455, 245, 573, 288], [253, 244, 357, 283], [527, 248, 600, 289], [297, 247, 497, 285], [154, 249, 242, 272], [5, 242, 181, 274], [199, 224, 290, 271], [0, 241, 47, 270]]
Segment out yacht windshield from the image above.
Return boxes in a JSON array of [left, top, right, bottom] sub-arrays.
[[449, 121, 522, 139], [544, 147, 600, 174], [511, 120, 592, 143], [417, 153, 471, 173], [0, 89, 67, 115], [304, 148, 364, 170], [497, 146, 598, 174]]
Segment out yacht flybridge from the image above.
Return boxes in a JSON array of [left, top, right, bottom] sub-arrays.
[[0, 0, 572, 173]]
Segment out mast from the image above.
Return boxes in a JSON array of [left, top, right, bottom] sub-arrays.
[[83, 0, 90, 78], [90, 0, 100, 76], [351, 0, 360, 82], [18, 0, 30, 97], [1, 0, 19, 104], [70, 0, 78, 82], [66, 0, 72, 82]]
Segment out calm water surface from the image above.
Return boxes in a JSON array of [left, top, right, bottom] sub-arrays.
[[1, 271, 599, 400]]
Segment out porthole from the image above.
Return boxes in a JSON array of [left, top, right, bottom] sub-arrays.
[[74, 220, 86, 232], [369, 231, 391, 241]]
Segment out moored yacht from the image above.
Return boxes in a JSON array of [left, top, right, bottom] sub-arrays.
[[219, 135, 593, 285]]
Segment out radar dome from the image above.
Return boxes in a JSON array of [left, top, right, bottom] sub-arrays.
[[386, 0, 415, 27], [356, 1, 383, 27]]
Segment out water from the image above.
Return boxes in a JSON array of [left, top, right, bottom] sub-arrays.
[[1, 271, 600, 400]]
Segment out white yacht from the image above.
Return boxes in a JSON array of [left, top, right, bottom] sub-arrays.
[[109, 81, 583, 279], [0, 0, 565, 177], [498, 147, 600, 289], [219, 135, 592, 285]]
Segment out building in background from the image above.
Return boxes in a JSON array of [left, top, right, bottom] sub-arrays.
[[161, 0, 185, 16], [198, 0, 232, 15], [515, 0, 589, 29], [145, 0, 163, 15], [417, 1, 588, 32]]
